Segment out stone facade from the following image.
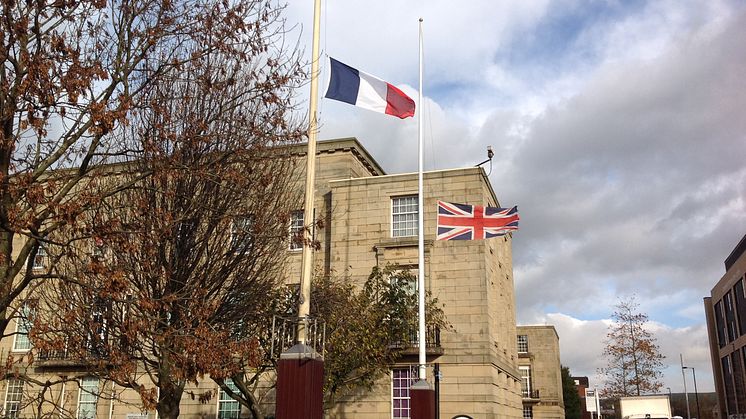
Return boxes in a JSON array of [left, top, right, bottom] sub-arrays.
[[517, 326, 566, 419], [0, 138, 528, 418], [323, 167, 523, 419]]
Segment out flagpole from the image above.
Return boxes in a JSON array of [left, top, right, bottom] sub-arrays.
[[417, 17, 426, 381], [297, 0, 322, 345], [274, 3, 324, 417]]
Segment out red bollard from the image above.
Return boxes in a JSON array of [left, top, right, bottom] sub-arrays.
[[275, 344, 324, 419], [410, 379, 435, 419]]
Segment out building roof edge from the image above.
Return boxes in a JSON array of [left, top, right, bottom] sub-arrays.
[[288, 137, 386, 177], [725, 233, 746, 271]]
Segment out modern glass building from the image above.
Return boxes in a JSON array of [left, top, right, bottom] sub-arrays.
[[704, 233, 746, 419]]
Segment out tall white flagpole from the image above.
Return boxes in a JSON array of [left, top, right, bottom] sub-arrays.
[[417, 17, 426, 380], [297, 0, 322, 345]]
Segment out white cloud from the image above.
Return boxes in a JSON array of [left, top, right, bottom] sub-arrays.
[[285, 0, 746, 391], [545, 313, 715, 392]]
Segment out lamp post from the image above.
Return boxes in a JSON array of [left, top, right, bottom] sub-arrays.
[[680, 354, 691, 419], [683, 366, 701, 419]]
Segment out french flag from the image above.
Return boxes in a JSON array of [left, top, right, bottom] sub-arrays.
[[324, 57, 415, 119]]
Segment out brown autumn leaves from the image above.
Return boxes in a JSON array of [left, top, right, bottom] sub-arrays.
[[1, 0, 305, 418], [0, 1, 448, 418]]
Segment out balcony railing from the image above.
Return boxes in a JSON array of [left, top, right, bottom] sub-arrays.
[[389, 325, 441, 349], [270, 316, 325, 358], [522, 389, 540, 400], [389, 325, 443, 360], [36, 349, 71, 361], [36, 346, 110, 367]]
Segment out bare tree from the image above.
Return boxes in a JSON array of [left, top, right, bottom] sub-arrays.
[[32, 1, 307, 417], [0, 0, 286, 361], [600, 296, 665, 397]]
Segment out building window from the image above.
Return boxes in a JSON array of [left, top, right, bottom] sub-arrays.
[[3, 378, 23, 418], [732, 351, 746, 412], [715, 300, 727, 347], [389, 270, 418, 345], [389, 269, 418, 297], [392, 367, 418, 418], [735, 279, 746, 337], [519, 366, 531, 397], [92, 237, 107, 259], [85, 300, 109, 357], [723, 356, 736, 415], [217, 379, 240, 419], [12, 302, 34, 352], [32, 245, 46, 269], [517, 335, 528, 353], [289, 211, 304, 250], [231, 216, 253, 253], [77, 377, 99, 419], [523, 405, 533, 419], [392, 196, 418, 237], [725, 291, 738, 342]]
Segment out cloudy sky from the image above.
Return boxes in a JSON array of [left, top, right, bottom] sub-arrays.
[[283, 0, 746, 393]]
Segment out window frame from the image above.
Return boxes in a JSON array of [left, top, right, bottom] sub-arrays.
[[289, 210, 304, 251], [92, 237, 107, 260], [85, 299, 110, 357], [388, 268, 418, 297], [230, 216, 254, 253], [734, 278, 746, 338], [77, 377, 99, 419], [519, 365, 532, 397], [32, 245, 47, 270], [12, 301, 34, 352], [391, 366, 419, 419], [391, 195, 418, 238], [216, 379, 241, 419], [523, 405, 533, 419], [3, 378, 23, 418], [716, 300, 727, 347], [388, 269, 419, 345], [517, 334, 529, 353]]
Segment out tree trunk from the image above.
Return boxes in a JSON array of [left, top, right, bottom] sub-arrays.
[[0, 76, 16, 339], [0, 231, 13, 338], [156, 382, 185, 419], [157, 349, 185, 419], [245, 388, 265, 419]]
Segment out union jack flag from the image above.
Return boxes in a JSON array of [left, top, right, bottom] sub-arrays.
[[436, 201, 519, 241]]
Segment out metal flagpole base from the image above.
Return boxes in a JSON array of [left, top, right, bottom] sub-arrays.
[[275, 344, 324, 419], [410, 379, 435, 419]]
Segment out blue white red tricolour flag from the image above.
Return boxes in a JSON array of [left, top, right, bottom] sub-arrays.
[[324, 57, 415, 119], [436, 201, 519, 241]]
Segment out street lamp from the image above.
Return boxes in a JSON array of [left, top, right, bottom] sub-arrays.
[[683, 366, 701, 419], [680, 354, 691, 419]]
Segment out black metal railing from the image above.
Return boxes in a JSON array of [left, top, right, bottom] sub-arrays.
[[36, 346, 109, 363], [522, 389, 540, 399], [389, 325, 441, 349], [36, 349, 70, 361]]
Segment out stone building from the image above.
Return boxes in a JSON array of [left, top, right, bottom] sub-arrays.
[[704, 232, 746, 419], [516, 325, 566, 419], [1, 137, 530, 418]]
